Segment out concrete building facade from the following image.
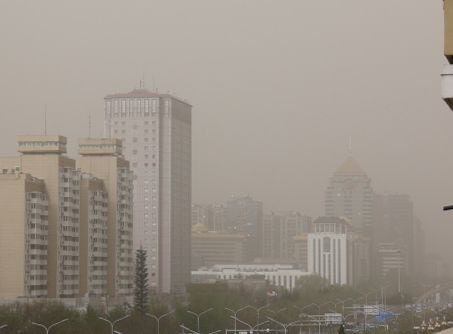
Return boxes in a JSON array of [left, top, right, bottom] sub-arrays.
[[0, 172, 48, 299], [308, 217, 370, 286], [262, 211, 311, 261], [104, 89, 191, 294], [1, 136, 82, 299], [191, 264, 310, 292], [79, 173, 108, 299], [77, 138, 134, 299], [372, 194, 416, 279], [191, 223, 246, 269], [225, 195, 263, 261]]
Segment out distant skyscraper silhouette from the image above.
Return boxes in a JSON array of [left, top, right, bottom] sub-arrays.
[[325, 156, 374, 233]]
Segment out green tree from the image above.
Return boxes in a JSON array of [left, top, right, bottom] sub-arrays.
[[134, 246, 149, 315]]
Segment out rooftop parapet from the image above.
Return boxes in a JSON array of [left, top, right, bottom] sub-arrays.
[[17, 135, 67, 154], [78, 137, 122, 156]]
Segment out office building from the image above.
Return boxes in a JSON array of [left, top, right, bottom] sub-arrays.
[[79, 173, 108, 299], [325, 156, 374, 233], [77, 138, 134, 299], [0, 172, 48, 300], [192, 204, 213, 228], [191, 223, 246, 269], [104, 88, 192, 294], [372, 194, 416, 278], [308, 217, 370, 286], [225, 195, 263, 261], [191, 264, 310, 292], [375, 242, 406, 279], [262, 211, 311, 261], [0, 136, 82, 299], [293, 234, 309, 270]]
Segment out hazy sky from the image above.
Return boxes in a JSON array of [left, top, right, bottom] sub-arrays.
[[1, 1, 451, 261]]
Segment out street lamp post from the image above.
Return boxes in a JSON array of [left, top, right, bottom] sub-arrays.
[[335, 298, 354, 316], [98, 315, 130, 334], [267, 316, 301, 334], [147, 311, 174, 334], [266, 307, 287, 319], [293, 303, 321, 334], [187, 308, 214, 334], [230, 315, 270, 332], [357, 292, 372, 334], [225, 306, 252, 334], [180, 324, 222, 334], [31, 319, 69, 334]]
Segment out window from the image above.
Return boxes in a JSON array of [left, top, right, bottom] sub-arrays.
[[323, 237, 331, 252]]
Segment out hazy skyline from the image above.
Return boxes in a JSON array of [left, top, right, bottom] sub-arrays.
[[0, 1, 451, 262]]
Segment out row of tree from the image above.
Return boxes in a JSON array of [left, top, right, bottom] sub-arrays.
[[0, 248, 436, 334]]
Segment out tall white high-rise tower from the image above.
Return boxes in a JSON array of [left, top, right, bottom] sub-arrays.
[[104, 88, 192, 294]]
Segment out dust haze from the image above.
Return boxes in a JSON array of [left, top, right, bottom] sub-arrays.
[[0, 1, 451, 265]]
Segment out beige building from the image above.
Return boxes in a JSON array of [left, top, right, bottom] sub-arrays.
[[0, 172, 48, 299], [79, 173, 108, 299], [293, 234, 308, 270], [0, 136, 81, 299], [191, 223, 246, 270], [77, 138, 134, 299], [262, 211, 311, 262]]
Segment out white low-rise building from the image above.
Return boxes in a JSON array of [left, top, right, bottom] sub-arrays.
[[191, 264, 311, 292]]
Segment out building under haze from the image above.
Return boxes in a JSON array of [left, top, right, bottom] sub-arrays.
[[0, 136, 135, 304], [191, 223, 246, 270], [225, 195, 263, 261], [325, 156, 374, 234], [308, 217, 370, 286], [77, 138, 134, 301], [372, 194, 422, 280], [262, 211, 311, 263], [0, 136, 81, 299], [104, 88, 192, 295], [192, 203, 226, 232], [0, 172, 48, 300], [79, 173, 108, 300]]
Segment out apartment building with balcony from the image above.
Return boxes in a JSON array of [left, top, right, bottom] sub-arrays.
[[0, 172, 48, 299]]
